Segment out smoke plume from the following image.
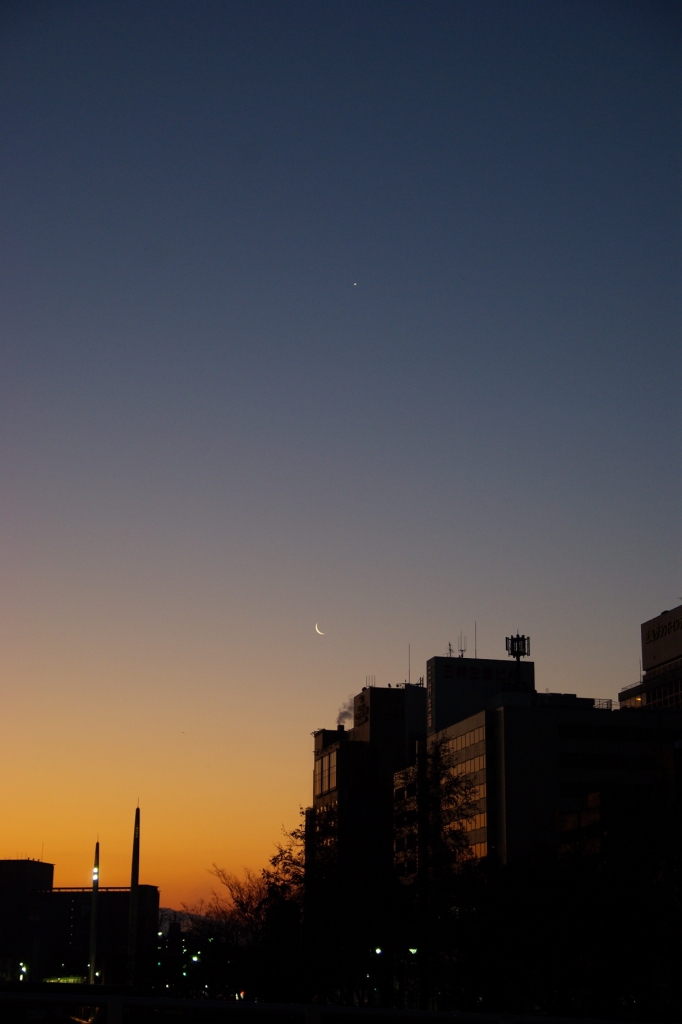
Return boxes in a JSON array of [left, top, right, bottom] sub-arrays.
[[336, 695, 354, 727]]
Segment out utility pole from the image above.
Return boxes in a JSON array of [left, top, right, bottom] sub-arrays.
[[88, 841, 99, 985]]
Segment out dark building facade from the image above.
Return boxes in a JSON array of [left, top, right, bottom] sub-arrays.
[[0, 810, 159, 985], [405, 695, 682, 871], [0, 871, 159, 985], [0, 860, 54, 981], [426, 655, 534, 733], [35, 885, 160, 984], [309, 634, 682, 923], [619, 604, 682, 711], [306, 684, 427, 919]]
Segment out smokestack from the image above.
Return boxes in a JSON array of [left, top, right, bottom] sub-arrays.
[[127, 806, 140, 986], [88, 841, 99, 985], [130, 806, 140, 888]]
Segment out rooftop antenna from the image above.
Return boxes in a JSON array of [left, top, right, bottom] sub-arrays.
[[474, 621, 477, 659], [446, 642, 455, 658], [506, 633, 531, 690], [408, 644, 411, 686], [506, 633, 530, 661], [458, 632, 467, 658]]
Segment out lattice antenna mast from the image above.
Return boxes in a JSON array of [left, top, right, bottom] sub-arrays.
[[505, 633, 530, 662]]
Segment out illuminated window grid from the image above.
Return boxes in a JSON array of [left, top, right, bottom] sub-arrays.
[[314, 750, 337, 796], [453, 754, 485, 776], [447, 725, 485, 753]]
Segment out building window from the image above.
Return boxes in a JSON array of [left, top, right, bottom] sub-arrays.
[[453, 754, 486, 776], [314, 751, 338, 797], [448, 725, 485, 753]]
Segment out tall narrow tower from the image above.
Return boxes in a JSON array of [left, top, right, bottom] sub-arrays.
[[88, 841, 99, 985], [127, 807, 140, 985]]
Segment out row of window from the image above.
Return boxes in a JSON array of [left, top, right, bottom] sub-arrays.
[[647, 677, 682, 709], [649, 694, 682, 709], [464, 812, 487, 832], [395, 780, 486, 804], [319, 752, 486, 800], [448, 725, 485, 753], [470, 842, 487, 859], [453, 754, 486, 776], [314, 751, 337, 796]]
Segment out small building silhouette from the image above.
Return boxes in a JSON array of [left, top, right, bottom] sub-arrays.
[[0, 809, 159, 985]]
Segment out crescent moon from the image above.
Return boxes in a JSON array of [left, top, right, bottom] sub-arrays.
[[315, 623, 325, 635]]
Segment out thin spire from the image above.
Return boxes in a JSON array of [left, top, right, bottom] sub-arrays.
[[130, 806, 140, 889], [128, 806, 141, 986]]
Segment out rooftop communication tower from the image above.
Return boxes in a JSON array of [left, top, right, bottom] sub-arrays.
[[506, 633, 530, 661]]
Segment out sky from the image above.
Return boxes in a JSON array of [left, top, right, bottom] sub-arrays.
[[0, 0, 679, 908]]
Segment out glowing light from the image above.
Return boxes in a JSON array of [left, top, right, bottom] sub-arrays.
[[375, 948, 382, 954], [409, 948, 418, 955]]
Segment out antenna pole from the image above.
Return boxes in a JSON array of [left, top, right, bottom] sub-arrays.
[[475, 621, 477, 659], [408, 644, 411, 685]]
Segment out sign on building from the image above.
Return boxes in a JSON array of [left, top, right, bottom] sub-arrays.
[[641, 604, 682, 672]]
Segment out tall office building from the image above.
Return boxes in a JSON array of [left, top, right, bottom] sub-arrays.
[[396, 691, 682, 876], [307, 684, 426, 893], [619, 604, 682, 710], [309, 626, 682, 921]]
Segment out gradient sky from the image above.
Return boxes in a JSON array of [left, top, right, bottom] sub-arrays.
[[1, 0, 679, 908]]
